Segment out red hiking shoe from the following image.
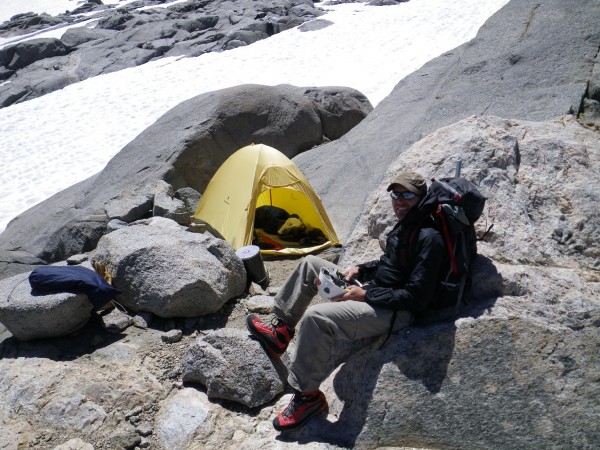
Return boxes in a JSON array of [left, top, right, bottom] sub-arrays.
[[273, 390, 328, 432], [246, 314, 294, 359]]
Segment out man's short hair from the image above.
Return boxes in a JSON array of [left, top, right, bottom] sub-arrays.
[[386, 171, 427, 196]]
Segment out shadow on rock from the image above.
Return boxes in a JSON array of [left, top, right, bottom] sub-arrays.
[[0, 314, 127, 361]]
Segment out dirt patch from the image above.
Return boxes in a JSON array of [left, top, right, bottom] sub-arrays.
[[263, 247, 343, 288]]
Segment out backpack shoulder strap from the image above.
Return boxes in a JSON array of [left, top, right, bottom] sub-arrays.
[[434, 205, 460, 275], [398, 213, 432, 269]]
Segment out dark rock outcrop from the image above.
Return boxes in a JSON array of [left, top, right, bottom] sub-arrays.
[[0, 0, 325, 107], [1, 37, 71, 70], [0, 12, 63, 34], [293, 0, 600, 241], [0, 84, 371, 280], [0, 37, 75, 102]]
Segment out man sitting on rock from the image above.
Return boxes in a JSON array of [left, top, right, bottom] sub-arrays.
[[247, 171, 445, 432]]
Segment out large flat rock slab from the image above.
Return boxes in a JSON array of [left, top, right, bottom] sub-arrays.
[[295, 0, 600, 241]]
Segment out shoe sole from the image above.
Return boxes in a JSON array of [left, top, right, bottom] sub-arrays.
[[273, 401, 329, 432], [246, 315, 284, 359]]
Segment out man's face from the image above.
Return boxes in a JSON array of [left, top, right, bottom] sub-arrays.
[[389, 184, 421, 220]]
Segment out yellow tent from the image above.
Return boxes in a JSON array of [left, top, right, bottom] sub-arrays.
[[192, 144, 341, 256]]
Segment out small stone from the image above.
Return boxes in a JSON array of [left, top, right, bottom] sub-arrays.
[[167, 368, 181, 379], [66, 253, 89, 265], [100, 308, 133, 333], [52, 438, 95, 450], [245, 295, 274, 314], [174, 187, 202, 215], [108, 423, 140, 449], [129, 415, 141, 425], [232, 429, 246, 441], [107, 219, 129, 232], [249, 283, 269, 296], [125, 406, 143, 419], [266, 286, 280, 296], [136, 423, 153, 437], [132, 312, 153, 329], [161, 329, 183, 344]]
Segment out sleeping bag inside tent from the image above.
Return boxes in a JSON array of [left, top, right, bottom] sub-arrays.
[[192, 143, 341, 256]]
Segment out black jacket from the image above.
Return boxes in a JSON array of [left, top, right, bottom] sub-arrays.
[[357, 207, 445, 314]]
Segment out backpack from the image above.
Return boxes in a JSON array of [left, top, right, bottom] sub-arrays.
[[417, 177, 487, 314], [254, 205, 290, 234]]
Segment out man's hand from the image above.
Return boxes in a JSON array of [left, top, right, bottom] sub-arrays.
[[343, 285, 366, 301], [332, 285, 366, 302], [342, 266, 360, 283]]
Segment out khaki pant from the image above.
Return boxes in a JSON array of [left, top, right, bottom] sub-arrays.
[[273, 255, 413, 392]]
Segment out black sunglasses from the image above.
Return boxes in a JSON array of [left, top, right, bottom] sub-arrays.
[[390, 191, 416, 200]]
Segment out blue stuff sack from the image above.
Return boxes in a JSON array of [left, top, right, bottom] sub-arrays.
[[29, 265, 121, 310]]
